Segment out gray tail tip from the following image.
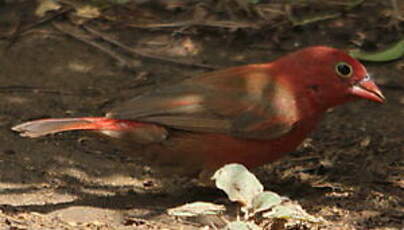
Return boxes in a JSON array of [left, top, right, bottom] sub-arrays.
[[11, 124, 23, 132], [11, 123, 41, 138]]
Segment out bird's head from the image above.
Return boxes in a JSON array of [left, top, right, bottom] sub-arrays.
[[273, 46, 385, 109]]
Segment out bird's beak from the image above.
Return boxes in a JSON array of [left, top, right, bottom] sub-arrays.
[[350, 76, 385, 103]]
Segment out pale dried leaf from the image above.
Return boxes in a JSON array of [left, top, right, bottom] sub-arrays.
[[212, 164, 263, 208], [263, 203, 325, 223], [224, 221, 261, 230], [35, 0, 61, 17], [75, 5, 101, 19], [251, 191, 283, 215], [167, 202, 225, 217]]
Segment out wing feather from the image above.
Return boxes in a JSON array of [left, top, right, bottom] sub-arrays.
[[108, 65, 298, 140]]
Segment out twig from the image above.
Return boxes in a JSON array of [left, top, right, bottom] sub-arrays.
[[127, 20, 259, 30], [0, 85, 100, 96], [5, 8, 72, 50], [21, 8, 73, 35], [3, 15, 22, 49], [82, 25, 219, 70], [52, 21, 139, 70]]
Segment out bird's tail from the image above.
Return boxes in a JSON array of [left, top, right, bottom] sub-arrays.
[[11, 117, 136, 138]]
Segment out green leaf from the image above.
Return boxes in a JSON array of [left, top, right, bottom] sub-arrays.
[[167, 202, 225, 217], [212, 164, 263, 208], [252, 191, 283, 215], [349, 39, 404, 62], [224, 221, 261, 230], [262, 203, 325, 223]]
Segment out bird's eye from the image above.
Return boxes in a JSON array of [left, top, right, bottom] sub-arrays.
[[335, 62, 353, 78]]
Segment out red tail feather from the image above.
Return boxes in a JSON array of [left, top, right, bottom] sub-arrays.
[[11, 117, 141, 138]]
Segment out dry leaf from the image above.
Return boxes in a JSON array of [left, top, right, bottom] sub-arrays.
[[35, 0, 61, 17], [75, 5, 101, 19]]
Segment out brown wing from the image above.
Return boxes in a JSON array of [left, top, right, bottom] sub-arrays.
[[108, 65, 299, 140]]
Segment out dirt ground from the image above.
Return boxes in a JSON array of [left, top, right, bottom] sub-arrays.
[[0, 1, 403, 229]]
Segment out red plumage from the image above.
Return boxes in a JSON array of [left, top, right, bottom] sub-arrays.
[[12, 46, 384, 183]]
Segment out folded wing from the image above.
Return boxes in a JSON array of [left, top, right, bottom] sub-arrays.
[[108, 65, 298, 140]]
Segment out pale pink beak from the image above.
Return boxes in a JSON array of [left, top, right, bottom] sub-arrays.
[[350, 77, 385, 103]]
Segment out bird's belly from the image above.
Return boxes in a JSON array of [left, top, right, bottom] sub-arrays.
[[132, 117, 320, 180]]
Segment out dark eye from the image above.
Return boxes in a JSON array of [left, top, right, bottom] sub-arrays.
[[335, 62, 353, 78]]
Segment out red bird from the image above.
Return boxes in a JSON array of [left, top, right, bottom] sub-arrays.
[[12, 46, 384, 183]]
